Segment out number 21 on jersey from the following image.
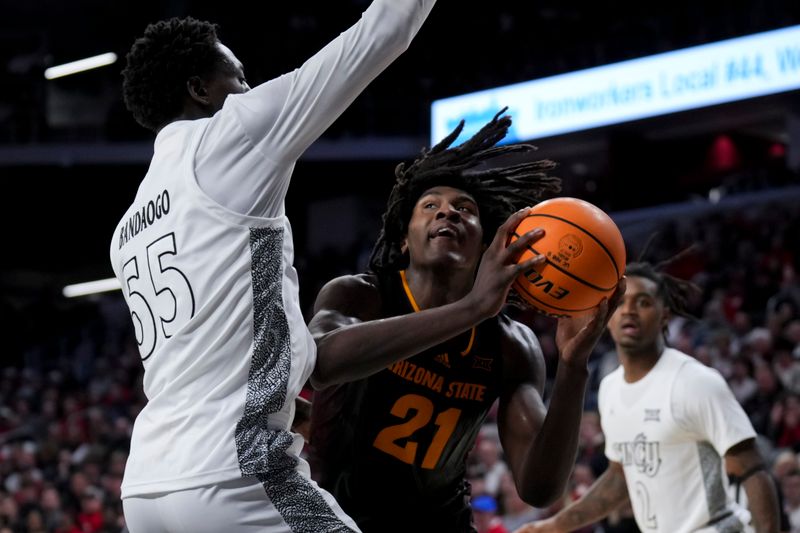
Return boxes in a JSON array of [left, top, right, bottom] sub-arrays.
[[373, 393, 461, 469]]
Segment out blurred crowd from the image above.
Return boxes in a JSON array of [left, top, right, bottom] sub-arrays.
[[2, 192, 800, 532]]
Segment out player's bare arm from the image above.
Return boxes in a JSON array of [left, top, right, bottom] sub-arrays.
[[309, 208, 546, 389], [512, 461, 629, 533], [497, 280, 625, 507], [726, 439, 780, 533]]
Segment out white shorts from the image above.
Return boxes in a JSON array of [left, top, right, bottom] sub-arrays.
[[122, 475, 360, 533]]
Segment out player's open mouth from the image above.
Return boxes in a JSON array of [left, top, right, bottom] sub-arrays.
[[429, 226, 458, 240], [619, 321, 639, 335]]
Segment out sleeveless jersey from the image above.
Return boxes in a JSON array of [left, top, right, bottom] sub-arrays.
[[311, 271, 507, 532], [599, 348, 756, 533]]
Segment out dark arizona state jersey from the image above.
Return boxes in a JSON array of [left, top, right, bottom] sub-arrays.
[[310, 270, 508, 532]]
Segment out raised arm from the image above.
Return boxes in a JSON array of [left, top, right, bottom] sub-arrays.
[[497, 283, 625, 507], [309, 208, 545, 389], [513, 461, 630, 533], [196, 0, 438, 217], [726, 439, 780, 533], [235, 0, 437, 161]]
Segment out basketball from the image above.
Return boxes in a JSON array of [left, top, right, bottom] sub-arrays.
[[509, 197, 626, 317]]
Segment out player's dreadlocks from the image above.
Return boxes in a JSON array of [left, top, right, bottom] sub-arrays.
[[369, 109, 562, 273], [627, 240, 702, 321], [122, 17, 224, 131]]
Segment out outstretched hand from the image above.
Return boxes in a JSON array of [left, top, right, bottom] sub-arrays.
[[556, 277, 626, 370], [466, 208, 546, 319]]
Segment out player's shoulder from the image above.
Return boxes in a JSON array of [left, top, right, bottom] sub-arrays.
[[598, 363, 624, 395], [496, 313, 541, 355], [320, 272, 380, 294], [600, 363, 625, 385], [313, 273, 383, 316], [669, 348, 732, 395]]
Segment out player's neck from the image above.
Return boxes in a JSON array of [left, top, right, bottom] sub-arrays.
[[160, 103, 214, 132], [403, 265, 474, 309], [618, 340, 665, 383]]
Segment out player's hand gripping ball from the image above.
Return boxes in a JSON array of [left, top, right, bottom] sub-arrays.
[[509, 198, 625, 317]]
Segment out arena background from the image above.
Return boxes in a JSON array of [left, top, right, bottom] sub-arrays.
[[1, 1, 799, 532]]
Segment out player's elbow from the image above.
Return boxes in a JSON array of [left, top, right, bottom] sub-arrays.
[[309, 365, 337, 390], [518, 480, 564, 508], [309, 372, 327, 391], [365, 4, 421, 55], [310, 334, 346, 389], [370, 26, 414, 58]]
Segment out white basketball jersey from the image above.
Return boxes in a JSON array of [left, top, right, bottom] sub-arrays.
[[599, 348, 756, 533], [109, 0, 435, 504], [111, 119, 315, 498]]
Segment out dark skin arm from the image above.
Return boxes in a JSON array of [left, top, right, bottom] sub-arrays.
[[726, 439, 780, 533], [309, 203, 623, 507], [497, 284, 624, 507], [308, 208, 545, 389], [512, 461, 630, 533]]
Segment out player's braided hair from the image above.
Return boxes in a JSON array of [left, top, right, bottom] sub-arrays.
[[627, 240, 701, 320], [122, 17, 223, 131], [368, 108, 562, 273]]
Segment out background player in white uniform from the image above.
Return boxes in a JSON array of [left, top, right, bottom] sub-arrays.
[[514, 260, 780, 533], [110, 2, 436, 531]]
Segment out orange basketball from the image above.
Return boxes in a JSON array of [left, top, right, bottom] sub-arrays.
[[508, 197, 625, 317]]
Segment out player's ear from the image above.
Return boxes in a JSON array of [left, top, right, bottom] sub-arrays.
[[187, 76, 211, 106], [400, 238, 408, 254], [660, 305, 671, 329]]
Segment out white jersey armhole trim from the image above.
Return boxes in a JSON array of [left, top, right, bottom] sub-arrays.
[[183, 118, 287, 229]]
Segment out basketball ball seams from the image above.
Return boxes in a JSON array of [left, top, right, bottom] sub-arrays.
[[526, 247, 616, 292], [512, 279, 607, 315], [509, 233, 617, 292], [523, 213, 621, 280]]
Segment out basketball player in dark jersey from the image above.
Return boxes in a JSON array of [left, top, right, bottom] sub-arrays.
[[308, 110, 626, 532]]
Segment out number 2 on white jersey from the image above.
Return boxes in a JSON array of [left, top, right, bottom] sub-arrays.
[[122, 232, 195, 359], [634, 481, 658, 529]]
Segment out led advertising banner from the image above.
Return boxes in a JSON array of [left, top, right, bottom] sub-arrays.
[[431, 25, 800, 145]]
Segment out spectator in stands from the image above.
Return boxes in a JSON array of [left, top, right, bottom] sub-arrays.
[[781, 469, 800, 532], [746, 364, 785, 435], [730, 357, 759, 405], [473, 495, 510, 533]]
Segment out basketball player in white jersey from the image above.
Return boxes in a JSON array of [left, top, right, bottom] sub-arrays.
[[514, 261, 780, 533], [110, 2, 436, 531]]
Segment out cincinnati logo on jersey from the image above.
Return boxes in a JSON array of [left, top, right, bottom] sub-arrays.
[[612, 433, 662, 477]]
